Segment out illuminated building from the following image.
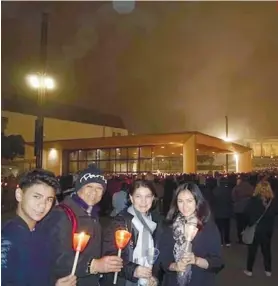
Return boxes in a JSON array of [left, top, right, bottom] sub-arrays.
[[1, 96, 127, 174], [34, 132, 251, 175], [241, 138, 278, 169], [2, 97, 252, 175]]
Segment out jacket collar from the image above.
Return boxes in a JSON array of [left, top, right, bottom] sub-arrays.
[[63, 195, 99, 218], [9, 215, 35, 232]]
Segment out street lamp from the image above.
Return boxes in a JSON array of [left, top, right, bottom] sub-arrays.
[[27, 74, 55, 90], [225, 116, 229, 173], [26, 73, 55, 168]]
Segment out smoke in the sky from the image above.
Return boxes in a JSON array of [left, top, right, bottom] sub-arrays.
[[2, 1, 278, 138]]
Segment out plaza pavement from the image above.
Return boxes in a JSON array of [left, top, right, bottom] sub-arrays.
[[215, 220, 277, 286]]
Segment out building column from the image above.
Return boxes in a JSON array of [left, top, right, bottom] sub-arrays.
[[238, 151, 252, 173], [183, 135, 197, 173]]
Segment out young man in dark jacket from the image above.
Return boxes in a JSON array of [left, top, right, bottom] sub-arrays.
[[1, 169, 76, 286], [41, 165, 123, 286]]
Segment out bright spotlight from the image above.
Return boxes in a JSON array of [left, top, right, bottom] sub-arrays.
[[26, 74, 55, 90], [27, 75, 40, 89], [223, 137, 232, 142]]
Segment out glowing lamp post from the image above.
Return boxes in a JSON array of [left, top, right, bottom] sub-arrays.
[[26, 73, 55, 168], [26, 74, 55, 90], [113, 229, 132, 284]]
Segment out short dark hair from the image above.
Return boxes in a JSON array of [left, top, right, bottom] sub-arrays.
[[166, 182, 211, 228], [127, 179, 157, 211], [19, 169, 60, 193]]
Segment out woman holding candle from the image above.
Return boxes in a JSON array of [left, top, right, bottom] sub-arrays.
[[156, 182, 224, 286], [101, 180, 163, 286]]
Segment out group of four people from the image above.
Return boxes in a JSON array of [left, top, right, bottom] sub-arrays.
[[2, 165, 224, 286]]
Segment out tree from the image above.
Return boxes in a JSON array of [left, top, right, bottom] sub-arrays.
[[1, 133, 25, 160]]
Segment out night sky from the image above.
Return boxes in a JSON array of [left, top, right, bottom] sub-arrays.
[[2, 1, 278, 139]]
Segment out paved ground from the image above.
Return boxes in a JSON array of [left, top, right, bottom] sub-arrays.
[[216, 220, 278, 286], [2, 212, 277, 286]]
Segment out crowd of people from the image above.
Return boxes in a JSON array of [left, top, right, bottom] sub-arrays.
[[1, 166, 277, 286]]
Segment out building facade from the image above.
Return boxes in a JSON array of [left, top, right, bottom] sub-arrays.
[[66, 146, 183, 174], [241, 138, 278, 169], [2, 111, 127, 143], [1, 97, 127, 175], [39, 132, 252, 175]]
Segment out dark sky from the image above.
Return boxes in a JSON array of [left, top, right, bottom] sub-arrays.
[[2, 1, 278, 139]]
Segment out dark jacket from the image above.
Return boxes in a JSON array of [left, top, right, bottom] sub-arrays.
[[1, 216, 53, 286], [40, 196, 102, 286], [232, 182, 254, 213], [157, 219, 224, 286], [211, 185, 233, 219], [244, 195, 276, 236], [100, 209, 163, 286]]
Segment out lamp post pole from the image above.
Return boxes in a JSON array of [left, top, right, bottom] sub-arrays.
[[225, 115, 229, 173], [35, 12, 48, 169]]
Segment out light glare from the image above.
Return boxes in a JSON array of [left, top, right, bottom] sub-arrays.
[[234, 153, 239, 173], [48, 148, 58, 161], [44, 77, 55, 89], [28, 75, 40, 89], [26, 74, 55, 89], [223, 137, 232, 142]]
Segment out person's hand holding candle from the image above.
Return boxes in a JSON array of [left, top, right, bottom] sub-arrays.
[[89, 256, 123, 274]]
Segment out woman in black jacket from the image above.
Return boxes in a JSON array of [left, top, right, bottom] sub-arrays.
[[156, 182, 224, 286], [101, 180, 163, 286], [244, 181, 276, 277]]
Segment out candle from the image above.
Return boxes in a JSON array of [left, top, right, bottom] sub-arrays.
[[113, 230, 132, 284], [76, 232, 85, 251], [71, 232, 90, 275]]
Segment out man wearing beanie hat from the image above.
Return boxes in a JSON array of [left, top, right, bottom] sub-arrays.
[[41, 165, 123, 286]]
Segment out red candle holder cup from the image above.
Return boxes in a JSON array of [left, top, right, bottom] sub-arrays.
[[73, 232, 90, 252], [115, 229, 132, 250]]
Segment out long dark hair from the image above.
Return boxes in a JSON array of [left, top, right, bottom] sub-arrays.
[[166, 182, 210, 228], [127, 179, 157, 211]]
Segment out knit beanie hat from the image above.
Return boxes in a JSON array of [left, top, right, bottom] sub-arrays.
[[75, 164, 107, 192]]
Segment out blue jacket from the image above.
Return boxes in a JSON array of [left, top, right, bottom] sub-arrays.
[[1, 216, 53, 286]]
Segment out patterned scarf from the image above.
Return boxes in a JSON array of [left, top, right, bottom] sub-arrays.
[[173, 213, 198, 286]]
